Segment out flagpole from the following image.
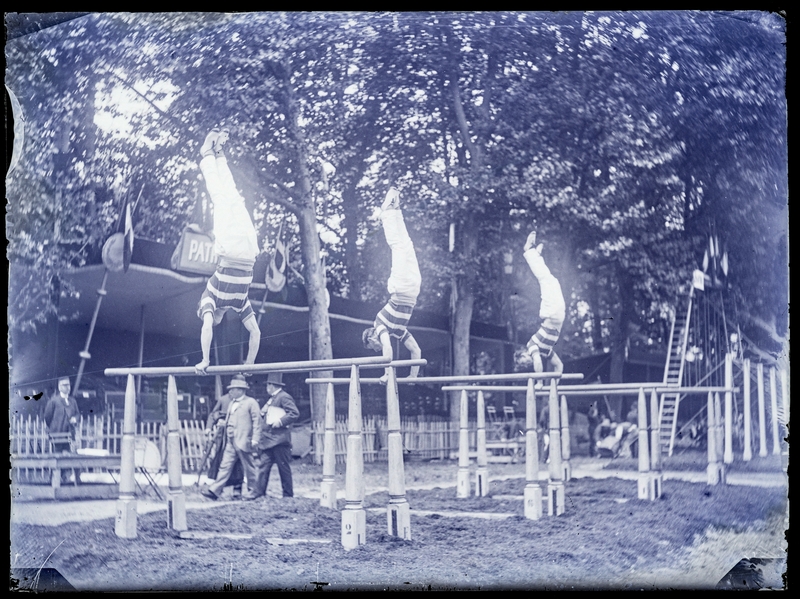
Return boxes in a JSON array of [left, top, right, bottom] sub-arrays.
[[73, 269, 109, 397]]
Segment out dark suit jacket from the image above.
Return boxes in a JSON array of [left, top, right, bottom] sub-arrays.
[[258, 389, 300, 450], [43, 392, 80, 435]]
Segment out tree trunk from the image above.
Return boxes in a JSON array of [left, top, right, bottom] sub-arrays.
[[608, 267, 636, 420], [449, 216, 478, 422], [282, 68, 333, 424]]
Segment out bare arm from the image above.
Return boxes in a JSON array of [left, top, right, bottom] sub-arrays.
[[403, 333, 422, 378], [379, 330, 393, 382], [196, 312, 215, 373]]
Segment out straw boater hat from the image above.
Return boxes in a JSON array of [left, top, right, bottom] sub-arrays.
[[227, 374, 249, 390], [266, 372, 285, 387]]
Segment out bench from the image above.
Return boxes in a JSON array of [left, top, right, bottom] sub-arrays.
[[11, 453, 122, 501]]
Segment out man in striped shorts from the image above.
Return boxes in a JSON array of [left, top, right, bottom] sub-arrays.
[[362, 188, 422, 378], [519, 231, 565, 375], [194, 128, 261, 375]]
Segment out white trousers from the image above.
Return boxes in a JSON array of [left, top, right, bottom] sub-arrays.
[[200, 155, 258, 263], [381, 208, 421, 304], [524, 248, 565, 323]]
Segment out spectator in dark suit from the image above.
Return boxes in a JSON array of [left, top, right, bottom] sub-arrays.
[[43, 377, 80, 483], [44, 377, 79, 452], [248, 373, 300, 499]]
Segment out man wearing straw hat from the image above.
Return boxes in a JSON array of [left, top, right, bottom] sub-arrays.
[[248, 372, 299, 500], [201, 374, 262, 500]]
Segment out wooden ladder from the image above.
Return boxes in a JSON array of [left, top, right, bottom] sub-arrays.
[[659, 289, 693, 456]]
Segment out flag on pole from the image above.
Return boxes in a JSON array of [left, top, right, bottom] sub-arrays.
[[266, 224, 287, 293], [122, 199, 134, 273]]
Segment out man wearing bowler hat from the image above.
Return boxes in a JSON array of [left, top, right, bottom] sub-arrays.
[[248, 372, 300, 499], [201, 374, 262, 500]]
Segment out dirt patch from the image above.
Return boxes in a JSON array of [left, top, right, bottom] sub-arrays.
[[10, 461, 787, 591]]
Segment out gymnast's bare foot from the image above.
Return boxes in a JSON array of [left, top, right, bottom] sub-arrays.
[[524, 231, 544, 255], [382, 187, 400, 211], [214, 127, 230, 157], [200, 130, 219, 159]]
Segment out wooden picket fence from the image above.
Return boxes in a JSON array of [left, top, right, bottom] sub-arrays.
[[9, 415, 208, 473], [312, 417, 471, 465]]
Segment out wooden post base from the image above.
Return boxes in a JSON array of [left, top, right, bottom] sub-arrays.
[[475, 467, 489, 497], [649, 473, 663, 500], [319, 480, 337, 509], [562, 460, 572, 482], [387, 502, 411, 541], [456, 468, 470, 499], [341, 508, 366, 550], [524, 484, 543, 520], [707, 463, 726, 486], [168, 491, 187, 531], [115, 497, 138, 538], [547, 482, 565, 516]]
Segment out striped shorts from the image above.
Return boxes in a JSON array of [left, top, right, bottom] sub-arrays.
[[526, 316, 563, 358], [197, 265, 255, 323]]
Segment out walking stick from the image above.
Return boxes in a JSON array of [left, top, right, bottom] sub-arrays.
[[195, 426, 220, 487]]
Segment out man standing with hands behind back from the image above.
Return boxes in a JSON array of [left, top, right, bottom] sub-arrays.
[[249, 373, 299, 500], [44, 376, 80, 483], [44, 377, 80, 453]]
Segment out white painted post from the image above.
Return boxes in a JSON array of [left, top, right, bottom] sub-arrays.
[[649, 390, 663, 499], [475, 391, 489, 497], [560, 395, 571, 482], [320, 383, 337, 509], [714, 392, 726, 485], [456, 390, 470, 499], [757, 363, 768, 457], [707, 391, 720, 486], [780, 368, 789, 428], [743, 359, 752, 461], [769, 367, 780, 455], [546, 378, 565, 516], [341, 365, 366, 550], [115, 374, 138, 538], [386, 367, 410, 540], [724, 353, 734, 464], [166, 376, 187, 531], [636, 388, 651, 500], [524, 379, 542, 520]]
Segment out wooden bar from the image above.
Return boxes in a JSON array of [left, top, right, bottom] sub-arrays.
[[441, 385, 739, 395], [106, 356, 390, 377], [308, 372, 583, 385]]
